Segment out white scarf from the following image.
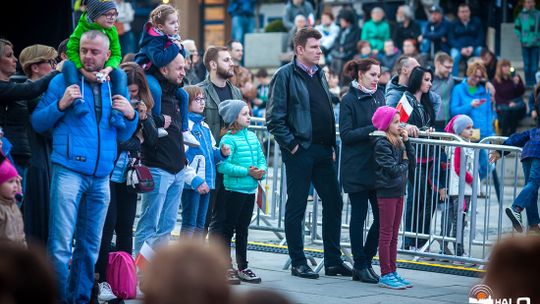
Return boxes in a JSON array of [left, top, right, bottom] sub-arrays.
[[352, 80, 376, 95]]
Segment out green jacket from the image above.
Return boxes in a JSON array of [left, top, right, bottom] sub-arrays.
[[361, 20, 391, 51], [514, 8, 540, 47], [218, 128, 267, 194], [197, 76, 243, 141], [67, 13, 122, 69]]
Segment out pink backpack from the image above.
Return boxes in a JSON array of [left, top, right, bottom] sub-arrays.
[[106, 251, 138, 299]]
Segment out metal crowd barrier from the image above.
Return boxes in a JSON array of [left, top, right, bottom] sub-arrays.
[[246, 118, 523, 267]]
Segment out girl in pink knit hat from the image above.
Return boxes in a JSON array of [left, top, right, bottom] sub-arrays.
[[372, 106, 415, 289], [0, 157, 24, 246]]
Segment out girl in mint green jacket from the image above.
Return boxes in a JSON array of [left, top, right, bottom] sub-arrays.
[[217, 99, 266, 283]]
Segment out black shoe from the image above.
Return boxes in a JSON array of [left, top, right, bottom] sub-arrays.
[[325, 263, 353, 277], [291, 265, 319, 279], [505, 207, 524, 233], [367, 266, 380, 281], [352, 268, 378, 284]]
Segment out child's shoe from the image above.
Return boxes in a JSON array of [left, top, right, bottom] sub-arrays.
[[505, 207, 523, 232], [227, 268, 241, 285], [110, 109, 126, 129], [392, 271, 413, 288], [157, 128, 168, 138], [72, 99, 89, 116], [378, 273, 406, 290], [182, 130, 200, 147], [237, 268, 262, 284]]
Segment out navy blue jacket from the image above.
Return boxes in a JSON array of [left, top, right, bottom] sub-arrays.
[[448, 17, 484, 49], [422, 18, 451, 52], [227, 0, 256, 16], [503, 128, 540, 161], [135, 22, 185, 70]]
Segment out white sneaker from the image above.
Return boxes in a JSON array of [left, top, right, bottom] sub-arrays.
[[237, 268, 262, 283], [98, 282, 117, 301], [157, 127, 168, 138], [182, 130, 200, 147]]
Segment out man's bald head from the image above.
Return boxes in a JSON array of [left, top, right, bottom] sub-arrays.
[[79, 30, 111, 72], [159, 53, 186, 85], [394, 56, 419, 83]]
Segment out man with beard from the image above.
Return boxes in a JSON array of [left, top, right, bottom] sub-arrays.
[[197, 46, 243, 284], [227, 40, 256, 106], [31, 30, 138, 303], [198, 46, 243, 142]]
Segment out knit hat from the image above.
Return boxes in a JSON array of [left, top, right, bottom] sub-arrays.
[[444, 115, 473, 135], [453, 115, 473, 135], [86, 0, 117, 21], [19, 44, 58, 77], [218, 99, 247, 126], [0, 159, 18, 186], [372, 106, 398, 131]]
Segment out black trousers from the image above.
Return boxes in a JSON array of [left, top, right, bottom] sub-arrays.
[[404, 164, 434, 249], [95, 181, 138, 282], [349, 190, 379, 269], [219, 190, 255, 270], [283, 144, 343, 267], [207, 172, 227, 238]]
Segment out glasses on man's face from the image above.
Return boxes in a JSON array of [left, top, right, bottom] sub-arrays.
[[194, 96, 206, 104], [103, 12, 118, 20]]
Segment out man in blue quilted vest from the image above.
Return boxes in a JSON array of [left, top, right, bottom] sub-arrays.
[[31, 30, 138, 304]]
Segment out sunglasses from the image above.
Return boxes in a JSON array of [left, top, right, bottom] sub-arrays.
[[36, 59, 57, 68]]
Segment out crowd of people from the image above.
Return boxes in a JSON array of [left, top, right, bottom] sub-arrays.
[[0, 0, 540, 303]]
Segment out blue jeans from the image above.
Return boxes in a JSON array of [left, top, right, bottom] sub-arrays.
[[47, 164, 110, 304], [181, 189, 210, 238], [134, 167, 186, 254], [513, 158, 540, 226], [450, 46, 483, 76], [62, 60, 128, 98], [146, 74, 189, 132], [231, 15, 255, 46], [522, 46, 540, 86]]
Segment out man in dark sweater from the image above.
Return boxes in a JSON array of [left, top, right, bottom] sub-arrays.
[[134, 53, 209, 254], [267, 28, 351, 279]]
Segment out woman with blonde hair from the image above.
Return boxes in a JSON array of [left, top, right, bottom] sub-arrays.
[[0, 39, 59, 102]]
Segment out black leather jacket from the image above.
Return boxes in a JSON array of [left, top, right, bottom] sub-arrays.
[[266, 58, 336, 153], [374, 137, 415, 198]]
